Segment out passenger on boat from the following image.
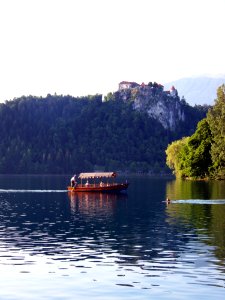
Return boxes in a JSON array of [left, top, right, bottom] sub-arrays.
[[70, 175, 76, 187], [85, 180, 89, 186], [100, 181, 103, 187]]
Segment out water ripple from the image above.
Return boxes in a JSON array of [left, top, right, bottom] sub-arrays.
[[0, 177, 225, 299], [0, 189, 67, 193]]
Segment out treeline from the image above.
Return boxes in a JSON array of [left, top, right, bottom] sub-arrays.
[[166, 85, 225, 180], [0, 93, 207, 174]]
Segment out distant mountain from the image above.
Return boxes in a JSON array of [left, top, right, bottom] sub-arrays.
[[163, 76, 225, 106]]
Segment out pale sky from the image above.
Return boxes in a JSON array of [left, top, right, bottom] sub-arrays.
[[0, 0, 224, 101]]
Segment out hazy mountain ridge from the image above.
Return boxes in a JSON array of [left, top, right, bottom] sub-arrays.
[[164, 76, 225, 105]]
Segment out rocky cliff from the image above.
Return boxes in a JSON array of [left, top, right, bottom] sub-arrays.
[[113, 83, 186, 131]]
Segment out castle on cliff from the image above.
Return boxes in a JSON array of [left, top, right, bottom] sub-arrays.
[[118, 81, 178, 97]]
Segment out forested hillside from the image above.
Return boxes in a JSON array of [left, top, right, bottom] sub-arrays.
[[0, 93, 208, 174]]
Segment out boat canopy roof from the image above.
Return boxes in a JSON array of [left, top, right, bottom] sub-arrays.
[[78, 172, 116, 179]]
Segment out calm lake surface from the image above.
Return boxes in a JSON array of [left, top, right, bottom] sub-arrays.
[[0, 175, 225, 299]]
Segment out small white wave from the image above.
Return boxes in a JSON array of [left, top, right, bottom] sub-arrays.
[[172, 199, 225, 205], [0, 189, 68, 193]]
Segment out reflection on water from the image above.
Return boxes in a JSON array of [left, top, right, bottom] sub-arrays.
[[68, 192, 128, 216], [0, 176, 225, 299], [166, 178, 225, 200], [166, 179, 225, 265]]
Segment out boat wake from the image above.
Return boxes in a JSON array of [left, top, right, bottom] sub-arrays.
[[171, 199, 225, 205], [0, 189, 68, 193]]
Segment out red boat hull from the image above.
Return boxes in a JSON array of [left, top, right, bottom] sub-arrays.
[[67, 183, 129, 193]]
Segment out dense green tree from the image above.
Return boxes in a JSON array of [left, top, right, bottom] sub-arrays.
[[207, 85, 225, 179], [178, 119, 212, 178], [166, 85, 225, 179], [166, 137, 189, 177], [166, 115, 213, 179]]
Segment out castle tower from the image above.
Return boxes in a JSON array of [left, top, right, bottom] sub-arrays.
[[170, 86, 178, 97]]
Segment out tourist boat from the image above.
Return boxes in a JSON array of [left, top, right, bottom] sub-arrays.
[[67, 172, 129, 193]]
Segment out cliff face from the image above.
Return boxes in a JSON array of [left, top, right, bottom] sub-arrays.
[[115, 84, 185, 131]]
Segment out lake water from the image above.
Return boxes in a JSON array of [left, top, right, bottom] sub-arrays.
[[0, 175, 225, 299]]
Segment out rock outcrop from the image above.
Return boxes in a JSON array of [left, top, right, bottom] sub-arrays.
[[115, 82, 185, 131]]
